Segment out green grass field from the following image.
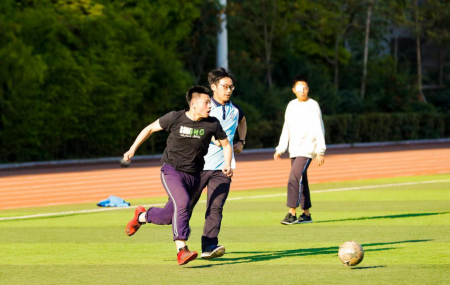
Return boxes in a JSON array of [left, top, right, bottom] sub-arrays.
[[1, 174, 449, 284]]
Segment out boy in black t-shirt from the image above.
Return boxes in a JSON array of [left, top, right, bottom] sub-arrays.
[[123, 86, 232, 265]]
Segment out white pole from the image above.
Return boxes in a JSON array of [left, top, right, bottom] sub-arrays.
[[217, 0, 228, 69]]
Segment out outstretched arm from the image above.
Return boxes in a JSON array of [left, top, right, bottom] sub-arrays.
[[123, 120, 163, 161]]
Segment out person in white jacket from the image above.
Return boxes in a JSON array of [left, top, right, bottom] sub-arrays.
[[274, 75, 326, 225]]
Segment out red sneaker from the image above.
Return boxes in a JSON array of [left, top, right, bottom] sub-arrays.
[[177, 246, 198, 265], [126, 206, 146, 236]]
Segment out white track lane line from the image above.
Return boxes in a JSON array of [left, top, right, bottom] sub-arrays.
[[1, 179, 449, 221]]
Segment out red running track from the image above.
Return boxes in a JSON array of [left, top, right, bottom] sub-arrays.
[[0, 143, 449, 210]]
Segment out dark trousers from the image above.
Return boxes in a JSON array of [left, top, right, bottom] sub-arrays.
[[190, 170, 231, 251], [145, 164, 200, 241], [287, 157, 312, 209], [147, 169, 231, 251]]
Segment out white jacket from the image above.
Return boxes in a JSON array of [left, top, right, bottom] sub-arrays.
[[276, 98, 326, 158]]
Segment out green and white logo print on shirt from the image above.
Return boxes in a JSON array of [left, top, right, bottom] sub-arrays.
[[179, 126, 205, 138]]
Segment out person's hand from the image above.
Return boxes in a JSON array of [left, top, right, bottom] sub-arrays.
[[316, 155, 325, 166], [222, 165, 233, 177], [274, 151, 282, 161], [234, 141, 244, 153], [123, 149, 135, 162]]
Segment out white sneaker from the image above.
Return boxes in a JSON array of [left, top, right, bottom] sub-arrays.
[[201, 245, 226, 260]]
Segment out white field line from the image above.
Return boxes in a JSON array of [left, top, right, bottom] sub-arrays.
[[1, 179, 449, 221], [2, 168, 449, 204]]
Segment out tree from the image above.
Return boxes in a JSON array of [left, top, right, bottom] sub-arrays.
[[228, 0, 289, 87], [422, 0, 450, 87], [414, 0, 426, 102], [53, 0, 104, 17], [181, 0, 220, 85], [360, 0, 373, 99], [292, 0, 363, 88], [0, 0, 202, 162]]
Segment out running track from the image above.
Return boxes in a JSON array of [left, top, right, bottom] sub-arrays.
[[1, 143, 449, 210]]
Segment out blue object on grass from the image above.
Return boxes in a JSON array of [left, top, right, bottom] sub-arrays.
[[97, 195, 130, 207]]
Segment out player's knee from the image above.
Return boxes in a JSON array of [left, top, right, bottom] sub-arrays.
[[206, 206, 223, 216], [178, 206, 191, 216]]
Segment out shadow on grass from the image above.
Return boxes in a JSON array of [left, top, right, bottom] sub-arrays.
[[350, 265, 387, 270], [316, 212, 450, 224], [188, 239, 432, 269]]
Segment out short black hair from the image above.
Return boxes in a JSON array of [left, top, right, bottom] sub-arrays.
[[208, 67, 236, 86], [292, 75, 308, 87], [186, 85, 210, 105]]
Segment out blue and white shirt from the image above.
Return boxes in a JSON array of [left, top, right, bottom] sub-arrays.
[[203, 97, 245, 170]]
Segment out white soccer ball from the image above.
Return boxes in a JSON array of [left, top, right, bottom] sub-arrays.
[[338, 241, 364, 266]]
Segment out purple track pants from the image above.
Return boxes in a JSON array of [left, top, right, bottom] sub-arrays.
[[145, 164, 200, 241]]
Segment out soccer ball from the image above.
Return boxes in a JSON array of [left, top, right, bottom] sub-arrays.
[[338, 241, 364, 266], [120, 158, 131, 167]]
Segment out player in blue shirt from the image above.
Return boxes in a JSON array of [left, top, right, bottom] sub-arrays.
[[194, 67, 246, 259]]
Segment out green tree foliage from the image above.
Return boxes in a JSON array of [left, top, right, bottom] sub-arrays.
[[0, 14, 48, 161], [54, 0, 105, 17], [181, 0, 220, 85], [222, 0, 448, 149], [0, 0, 200, 162], [323, 112, 448, 144], [0, 0, 448, 163]]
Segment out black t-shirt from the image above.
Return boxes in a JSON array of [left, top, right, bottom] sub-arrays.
[[159, 109, 227, 173]]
